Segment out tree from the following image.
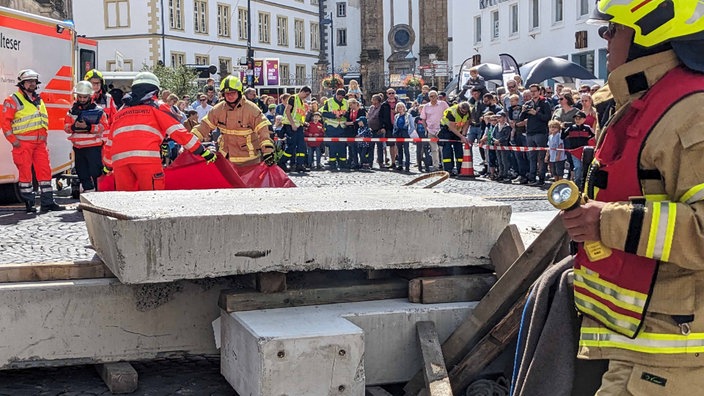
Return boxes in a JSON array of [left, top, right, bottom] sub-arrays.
[[141, 64, 199, 99]]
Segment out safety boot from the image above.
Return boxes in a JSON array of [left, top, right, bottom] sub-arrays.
[[40, 203, 66, 213], [25, 201, 37, 214]]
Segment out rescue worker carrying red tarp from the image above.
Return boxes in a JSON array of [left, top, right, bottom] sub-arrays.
[[103, 72, 215, 191], [191, 76, 275, 167], [84, 69, 117, 124], [2, 69, 65, 213], [63, 81, 109, 194], [559, 0, 704, 393]]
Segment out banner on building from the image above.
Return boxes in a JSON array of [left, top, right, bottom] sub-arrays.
[[266, 59, 279, 86], [252, 60, 264, 86]]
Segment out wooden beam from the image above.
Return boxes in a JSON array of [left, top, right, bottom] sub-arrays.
[[256, 272, 287, 293], [408, 274, 496, 304], [96, 362, 138, 394], [489, 224, 525, 278], [404, 216, 568, 395], [219, 278, 408, 312], [416, 321, 453, 396], [448, 294, 528, 393], [0, 259, 113, 283]]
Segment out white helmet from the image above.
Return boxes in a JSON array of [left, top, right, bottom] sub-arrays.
[[17, 69, 41, 84], [132, 71, 161, 90], [74, 80, 94, 96]]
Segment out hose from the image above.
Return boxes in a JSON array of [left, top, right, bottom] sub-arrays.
[[465, 376, 510, 396], [403, 170, 450, 189], [77, 203, 140, 220]]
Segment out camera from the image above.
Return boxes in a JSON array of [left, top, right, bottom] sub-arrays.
[[523, 102, 534, 110]]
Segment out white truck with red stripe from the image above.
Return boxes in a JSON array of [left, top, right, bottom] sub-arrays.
[[0, 6, 97, 203]]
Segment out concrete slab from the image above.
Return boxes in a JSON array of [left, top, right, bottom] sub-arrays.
[[0, 277, 238, 369], [221, 299, 475, 395], [82, 187, 511, 284], [510, 210, 558, 247]]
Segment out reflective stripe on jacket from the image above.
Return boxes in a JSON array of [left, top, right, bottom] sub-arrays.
[[63, 104, 108, 148], [322, 98, 348, 128]]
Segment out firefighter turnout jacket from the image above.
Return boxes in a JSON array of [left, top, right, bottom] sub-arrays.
[[103, 100, 205, 168], [577, 50, 704, 368], [63, 103, 108, 148], [192, 98, 273, 166]]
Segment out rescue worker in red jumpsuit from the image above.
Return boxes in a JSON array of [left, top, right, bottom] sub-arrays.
[[559, 1, 704, 393], [102, 72, 215, 191], [2, 69, 65, 213], [63, 80, 109, 193]]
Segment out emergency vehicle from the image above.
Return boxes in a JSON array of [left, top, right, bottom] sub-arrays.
[[0, 6, 96, 203]]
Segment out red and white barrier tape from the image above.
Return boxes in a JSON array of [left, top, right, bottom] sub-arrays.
[[298, 137, 583, 153]]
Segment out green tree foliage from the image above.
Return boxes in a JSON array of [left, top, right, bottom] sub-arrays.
[[141, 64, 200, 98]]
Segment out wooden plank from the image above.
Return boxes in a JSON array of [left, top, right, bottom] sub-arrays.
[[96, 362, 138, 394], [0, 259, 113, 283], [219, 278, 408, 312], [256, 272, 287, 293], [408, 274, 496, 304], [448, 294, 528, 393], [489, 224, 525, 278], [416, 321, 453, 396], [404, 216, 568, 395]]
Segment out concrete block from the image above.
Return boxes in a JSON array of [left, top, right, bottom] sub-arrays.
[[96, 362, 138, 394], [81, 187, 511, 284], [0, 277, 236, 369], [221, 299, 475, 395]]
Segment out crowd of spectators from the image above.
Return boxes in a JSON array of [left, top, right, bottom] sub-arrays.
[[150, 74, 601, 188]]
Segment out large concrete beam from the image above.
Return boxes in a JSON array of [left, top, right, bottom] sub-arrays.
[[81, 187, 511, 284], [221, 299, 476, 395], [0, 277, 236, 369]]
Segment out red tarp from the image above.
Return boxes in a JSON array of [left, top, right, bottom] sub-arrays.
[[97, 151, 295, 191]]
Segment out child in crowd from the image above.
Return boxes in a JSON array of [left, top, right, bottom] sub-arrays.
[[393, 102, 411, 172], [479, 112, 498, 179], [494, 112, 513, 182], [305, 112, 325, 170], [355, 116, 373, 170], [546, 120, 567, 181], [561, 110, 594, 188], [348, 80, 362, 102], [274, 115, 287, 168]]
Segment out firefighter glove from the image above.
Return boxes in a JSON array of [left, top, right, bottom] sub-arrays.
[[11, 140, 21, 148], [263, 151, 276, 166], [201, 149, 217, 164], [102, 166, 112, 175]]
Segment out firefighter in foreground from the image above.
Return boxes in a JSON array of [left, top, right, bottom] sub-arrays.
[[103, 72, 215, 191], [191, 76, 275, 167], [63, 81, 109, 193], [2, 69, 64, 213], [559, 1, 704, 393]]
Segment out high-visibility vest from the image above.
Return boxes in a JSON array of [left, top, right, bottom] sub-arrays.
[[577, 65, 704, 340], [323, 98, 348, 128], [282, 94, 306, 127], [440, 105, 469, 131], [10, 92, 48, 136]]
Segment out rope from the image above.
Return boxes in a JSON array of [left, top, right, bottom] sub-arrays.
[[465, 377, 510, 396], [403, 171, 450, 189]]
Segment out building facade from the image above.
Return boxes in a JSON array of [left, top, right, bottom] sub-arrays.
[[73, 0, 321, 89], [0, 0, 71, 19], [449, 0, 607, 87]]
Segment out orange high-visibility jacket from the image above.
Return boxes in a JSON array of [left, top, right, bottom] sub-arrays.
[[103, 102, 203, 168]]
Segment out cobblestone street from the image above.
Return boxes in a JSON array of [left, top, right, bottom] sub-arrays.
[[0, 164, 556, 395]]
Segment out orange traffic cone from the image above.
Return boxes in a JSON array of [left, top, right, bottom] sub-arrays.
[[458, 142, 475, 178]]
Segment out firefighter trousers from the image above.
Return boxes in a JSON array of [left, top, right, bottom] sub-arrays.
[[113, 162, 165, 191], [73, 146, 103, 191], [596, 360, 704, 395], [11, 141, 55, 206]]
